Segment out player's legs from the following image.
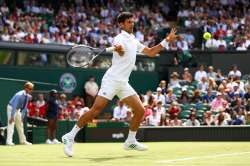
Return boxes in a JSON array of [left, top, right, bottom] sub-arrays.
[[122, 94, 144, 131], [77, 96, 109, 127], [122, 94, 147, 151], [62, 96, 109, 157]]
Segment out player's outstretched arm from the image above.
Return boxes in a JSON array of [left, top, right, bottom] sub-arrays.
[[142, 28, 177, 57]]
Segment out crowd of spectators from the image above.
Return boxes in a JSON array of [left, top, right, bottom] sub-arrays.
[[27, 65, 250, 126], [0, 0, 249, 52], [177, 0, 250, 51], [137, 64, 250, 126], [0, 0, 170, 48]]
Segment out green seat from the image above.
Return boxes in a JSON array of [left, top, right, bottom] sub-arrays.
[[179, 110, 191, 119]]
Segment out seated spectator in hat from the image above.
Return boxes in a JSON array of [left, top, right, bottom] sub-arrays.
[[154, 87, 166, 106], [168, 72, 181, 89], [210, 92, 228, 112], [178, 87, 190, 104], [169, 113, 182, 126], [183, 113, 200, 126], [182, 67, 193, 84], [165, 88, 177, 104], [73, 101, 89, 120], [203, 111, 215, 126]]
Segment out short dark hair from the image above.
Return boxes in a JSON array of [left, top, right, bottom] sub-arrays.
[[117, 12, 133, 23]]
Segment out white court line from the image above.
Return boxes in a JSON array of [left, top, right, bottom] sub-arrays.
[[157, 151, 250, 164]]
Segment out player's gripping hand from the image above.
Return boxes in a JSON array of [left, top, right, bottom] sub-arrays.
[[166, 28, 178, 43], [114, 44, 125, 56]]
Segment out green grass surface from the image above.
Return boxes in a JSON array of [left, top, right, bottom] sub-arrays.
[[1, 142, 250, 166]]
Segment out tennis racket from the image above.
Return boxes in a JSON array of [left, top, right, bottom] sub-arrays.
[[66, 45, 114, 68]]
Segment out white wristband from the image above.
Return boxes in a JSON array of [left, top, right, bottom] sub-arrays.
[[105, 47, 115, 52], [160, 39, 169, 48]]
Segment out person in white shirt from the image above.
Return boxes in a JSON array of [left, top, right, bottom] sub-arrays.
[[205, 36, 218, 50], [184, 113, 200, 126], [154, 87, 166, 105], [146, 109, 161, 126], [194, 64, 207, 82], [62, 12, 177, 156], [112, 100, 129, 121], [228, 65, 241, 78]]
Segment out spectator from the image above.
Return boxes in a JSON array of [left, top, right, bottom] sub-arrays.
[[112, 100, 129, 122], [168, 101, 181, 119], [169, 113, 182, 126], [146, 109, 161, 126], [228, 65, 241, 79], [183, 113, 200, 126], [36, 93, 47, 118], [168, 72, 181, 88], [207, 66, 217, 80], [73, 101, 89, 120], [154, 87, 166, 105], [178, 87, 190, 104], [210, 92, 228, 112], [182, 67, 193, 84], [203, 111, 215, 126], [194, 64, 207, 82], [158, 80, 168, 95], [165, 88, 177, 104]]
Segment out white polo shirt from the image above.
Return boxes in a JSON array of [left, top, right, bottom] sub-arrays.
[[103, 30, 146, 82]]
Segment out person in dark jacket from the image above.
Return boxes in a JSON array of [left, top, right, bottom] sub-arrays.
[[46, 89, 61, 144]]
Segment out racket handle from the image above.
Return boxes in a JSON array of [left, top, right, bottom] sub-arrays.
[[105, 47, 115, 52]]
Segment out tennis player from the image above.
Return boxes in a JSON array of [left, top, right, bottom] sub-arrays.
[[62, 11, 177, 157]]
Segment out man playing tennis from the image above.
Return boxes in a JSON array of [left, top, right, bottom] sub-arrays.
[[62, 12, 177, 157]]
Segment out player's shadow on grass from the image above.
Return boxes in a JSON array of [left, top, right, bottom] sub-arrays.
[[84, 155, 137, 162]]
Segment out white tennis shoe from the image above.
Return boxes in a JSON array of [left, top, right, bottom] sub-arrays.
[[62, 133, 74, 157], [124, 140, 148, 151]]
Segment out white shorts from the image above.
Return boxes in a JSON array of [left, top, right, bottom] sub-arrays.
[[98, 78, 137, 100]]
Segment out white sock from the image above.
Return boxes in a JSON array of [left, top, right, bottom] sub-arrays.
[[126, 130, 137, 142], [69, 124, 81, 138]]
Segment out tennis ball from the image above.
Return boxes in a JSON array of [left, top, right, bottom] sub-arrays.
[[203, 32, 211, 40]]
